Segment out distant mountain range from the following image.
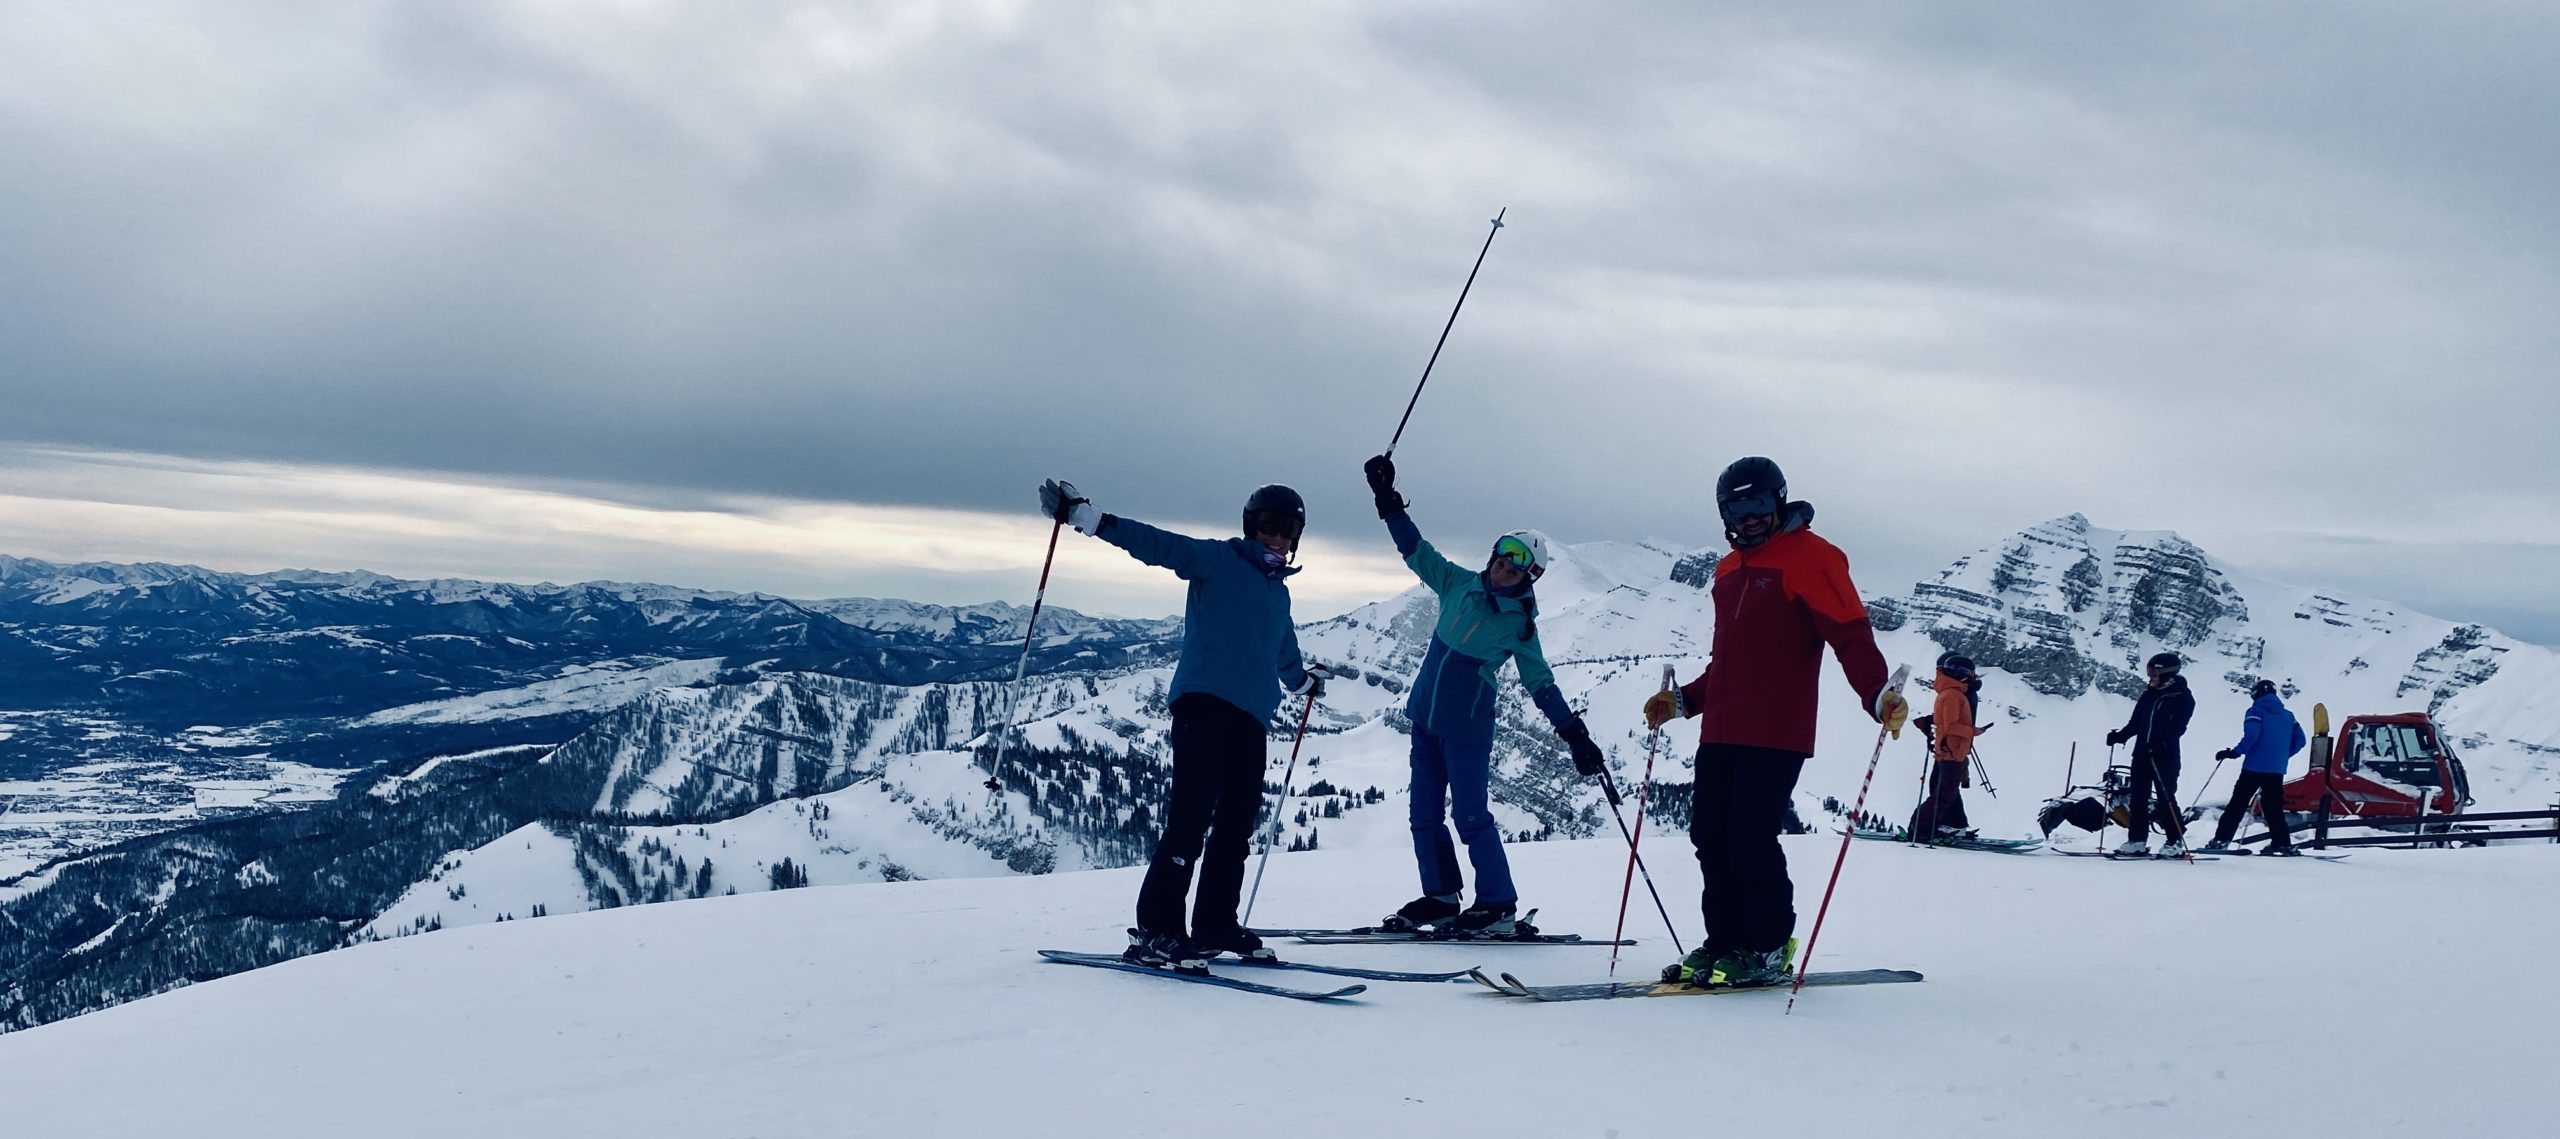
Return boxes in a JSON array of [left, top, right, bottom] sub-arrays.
[[6, 516, 2557, 1034]]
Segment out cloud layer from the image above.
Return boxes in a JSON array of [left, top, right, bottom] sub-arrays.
[[2, 2, 2553, 638]]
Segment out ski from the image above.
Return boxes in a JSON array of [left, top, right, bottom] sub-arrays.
[[1285, 930, 1633, 946], [2217, 849, 2351, 862], [2052, 850, 2223, 861], [1037, 951, 1366, 1001], [1466, 967, 1526, 996], [1490, 968, 1924, 1002], [1221, 957, 1474, 984], [1846, 828, 2044, 854]]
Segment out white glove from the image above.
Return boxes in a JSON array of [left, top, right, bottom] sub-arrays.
[[1067, 501, 1101, 536]]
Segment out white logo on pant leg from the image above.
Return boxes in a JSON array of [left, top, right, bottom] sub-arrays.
[[1172, 856, 1188, 867]]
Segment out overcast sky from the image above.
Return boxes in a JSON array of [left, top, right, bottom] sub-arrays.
[[3, 2, 2554, 638]]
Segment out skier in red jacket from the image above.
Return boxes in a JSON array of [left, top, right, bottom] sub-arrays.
[[1644, 456, 1906, 986]]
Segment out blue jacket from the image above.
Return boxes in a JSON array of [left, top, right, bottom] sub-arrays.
[[1097, 515, 1310, 723], [2230, 691, 2307, 774], [1385, 511, 1575, 748]]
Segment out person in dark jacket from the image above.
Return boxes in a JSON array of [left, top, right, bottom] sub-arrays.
[[2199, 679, 2307, 854], [2104, 652, 2196, 857], [1363, 456, 1605, 937], [1642, 457, 1905, 987], [1038, 478, 1321, 972]]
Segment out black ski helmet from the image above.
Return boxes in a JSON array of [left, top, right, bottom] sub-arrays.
[[1935, 651, 1976, 679], [2145, 652, 2182, 677], [1715, 456, 1787, 545], [2250, 678, 2278, 699], [1242, 484, 1306, 545]]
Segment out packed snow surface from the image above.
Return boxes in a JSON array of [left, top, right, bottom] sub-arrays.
[[3, 835, 2553, 1138]]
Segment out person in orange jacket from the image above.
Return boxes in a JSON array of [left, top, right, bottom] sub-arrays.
[[1908, 652, 1979, 841], [1643, 456, 1908, 987]]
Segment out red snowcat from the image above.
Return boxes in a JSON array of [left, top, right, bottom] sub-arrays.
[[2281, 705, 2474, 823]]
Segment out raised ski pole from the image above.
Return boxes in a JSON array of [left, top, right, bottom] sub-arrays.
[[981, 518, 1068, 799], [1789, 664, 1911, 1015], [1608, 664, 1681, 978], [1241, 691, 1319, 930], [1384, 208, 1507, 456]]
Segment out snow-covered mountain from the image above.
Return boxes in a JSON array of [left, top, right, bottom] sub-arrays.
[[7, 515, 2558, 1035], [0, 555, 1182, 877]]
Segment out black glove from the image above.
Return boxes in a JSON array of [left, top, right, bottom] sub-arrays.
[[2216, 748, 2238, 762], [1038, 479, 1087, 524], [1290, 664, 1329, 702], [1363, 454, 1407, 518], [1560, 717, 1604, 777], [1914, 714, 1936, 742], [2105, 728, 2129, 747]]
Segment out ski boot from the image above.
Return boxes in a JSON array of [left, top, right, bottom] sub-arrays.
[[1447, 902, 1527, 939], [1378, 894, 1462, 933], [1713, 938, 1798, 987], [2267, 845, 2303, 857], [1123, 927, 1209, 974], [2160, 839, 2190, 858], [1661, 946, 1724, 986], [1191, 924, 1276, 962], [2194, 840, 2233, 854], [2108, 841, 2153, 859], [1933, 825, 1980, 844]]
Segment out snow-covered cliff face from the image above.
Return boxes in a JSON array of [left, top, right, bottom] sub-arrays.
[[1872, 514, 2253, 699]]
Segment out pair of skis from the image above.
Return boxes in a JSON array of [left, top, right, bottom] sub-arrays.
[[1845, 827, 2045, 854], [1467, 966, 1924, 1002], [1036, 949, 1472, 1002], [1250, 909, 1631, 947]]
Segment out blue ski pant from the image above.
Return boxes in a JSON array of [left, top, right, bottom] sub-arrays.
[[1408, 726, 1517, 905]]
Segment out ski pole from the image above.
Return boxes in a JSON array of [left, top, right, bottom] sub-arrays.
[[2184, 752, 2227, 828], [1384, 208, 1507, 456], [1241, 693, 1318, 931], [1608, 664, 1679, 978], [1909, 729, 1933, 846], [981, 518, 1068, 798], [1789, 664, 1911, 1014], [1598, 770, 1686, 973], [1970, 745, 1998, 797]]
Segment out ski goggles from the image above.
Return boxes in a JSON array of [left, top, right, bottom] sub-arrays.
[[1718, 488, 1780, 527], [1491, 535, 1537, 571], [1247, 509, 1304, 541]]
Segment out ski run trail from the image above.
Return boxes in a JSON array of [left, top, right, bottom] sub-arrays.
[[5, 834, 2556, 1138]]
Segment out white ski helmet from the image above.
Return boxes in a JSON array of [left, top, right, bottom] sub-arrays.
[[1491, 529, 1551, 581]]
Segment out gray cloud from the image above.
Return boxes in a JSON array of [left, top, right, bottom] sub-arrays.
[[1, 2, 2553, 639]]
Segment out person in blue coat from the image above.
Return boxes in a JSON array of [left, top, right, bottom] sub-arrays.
[[1364, 455, 1605, 937], [2199, 679, 2307, 854], [1039, 478, 1323, 971]]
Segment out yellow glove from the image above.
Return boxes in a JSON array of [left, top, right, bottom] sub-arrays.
[[1643, 689, 1685, 731], [1875, 689, 1910, 739]]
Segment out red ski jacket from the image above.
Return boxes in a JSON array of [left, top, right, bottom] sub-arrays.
[[1678, 513, 1890, 756]]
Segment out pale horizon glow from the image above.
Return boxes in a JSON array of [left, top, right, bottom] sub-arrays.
[[0, 445, 1419, 621]]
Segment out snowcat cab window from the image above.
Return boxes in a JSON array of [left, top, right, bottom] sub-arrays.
[[2354, 722, 2441, 790]]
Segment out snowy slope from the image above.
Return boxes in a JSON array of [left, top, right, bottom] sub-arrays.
[[4, 836, 2556, 1138]]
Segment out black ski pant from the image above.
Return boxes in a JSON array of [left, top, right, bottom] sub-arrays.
[[1909, 761, 1970, 836], [2210, 770, 2294, 849], [1689, 743, 1806, 958], [2127, 751, 2185, 845], [1135, 693, 1269, 939]]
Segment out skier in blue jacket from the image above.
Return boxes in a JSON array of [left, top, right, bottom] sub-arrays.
[[1364, 455, 1605, 937], [2198, 679, 2307, 854], [1039, 478, 1323, 972]]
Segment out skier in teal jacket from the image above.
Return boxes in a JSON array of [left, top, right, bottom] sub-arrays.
[[1364, 455, 1604, 937]]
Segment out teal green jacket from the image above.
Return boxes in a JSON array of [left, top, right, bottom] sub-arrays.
[[1386, 511, 1573, 744]]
